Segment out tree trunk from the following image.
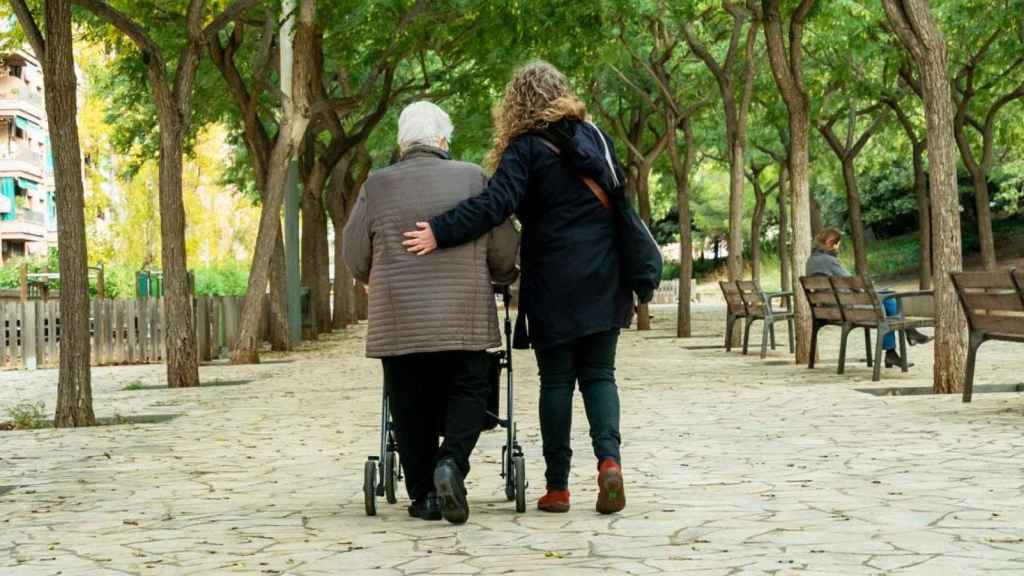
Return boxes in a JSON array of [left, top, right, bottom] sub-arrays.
[[156, 116, 200, 387], [751, 184, 766, 286], [968, 168, 997, 269], [300, 186, 321, 340], [670, 116, 694, 338], [268, 234, 290, 350], [634, 164, 653, 331], [912, 142, 933, 289], [788, 110, 813, 364], [841, 159, 869, 275], [809, 193, 823, 237], [728, 140, 745, 282], [233, 0, 314, 364], [34, 0, 96, 426], [883, 0, 967, 393], [331, 220, 354, 328], [777, 164, 791, 292]]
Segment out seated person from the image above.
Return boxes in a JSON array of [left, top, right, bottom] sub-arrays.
[[806, 228, 931, 367]]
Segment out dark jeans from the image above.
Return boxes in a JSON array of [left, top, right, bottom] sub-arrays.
[[534, 329, 621, 491], [382, 350, 490, 501]]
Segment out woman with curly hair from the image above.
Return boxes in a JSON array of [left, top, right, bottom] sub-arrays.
[[402, 61, 633, 515]]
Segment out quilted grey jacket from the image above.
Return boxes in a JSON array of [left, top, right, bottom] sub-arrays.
[[342, 146, 519, 358]]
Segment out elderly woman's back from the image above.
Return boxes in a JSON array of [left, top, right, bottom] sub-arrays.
[[342, 147, 517, 359]]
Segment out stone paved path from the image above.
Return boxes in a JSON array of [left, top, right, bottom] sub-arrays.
[[2, 305, 1023, 575]]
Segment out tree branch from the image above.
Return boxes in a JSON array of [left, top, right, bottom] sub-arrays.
[[9, 0, 45, 59]]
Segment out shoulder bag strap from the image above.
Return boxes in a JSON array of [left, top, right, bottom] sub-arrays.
[[534, 134, 612, 211]]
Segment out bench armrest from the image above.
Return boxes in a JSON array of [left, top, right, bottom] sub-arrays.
[[765, 291, 794, 312], [886, 290, 934, 302], [885, 290, 935, 320]]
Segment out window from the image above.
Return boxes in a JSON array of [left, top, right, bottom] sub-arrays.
[[14, 127, 24, 140], [9, 66, 22, 78]]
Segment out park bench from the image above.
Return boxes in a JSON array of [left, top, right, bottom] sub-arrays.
[[736, 280, 794, 359], [720, 281, 749, 352], [829, 276, 934, 382], [801, 275, 874, 372], [952, 268, 1024, 403]]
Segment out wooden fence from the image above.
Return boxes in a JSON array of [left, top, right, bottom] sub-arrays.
[[0, 296, 269, 370]]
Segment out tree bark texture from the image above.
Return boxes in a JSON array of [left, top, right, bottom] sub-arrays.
[[777, 164, 791, 292], [883, 0, 967, 393], [912, 142, 933, 290], [762, 0, 815, 364], [232, 0, 315, 364], [669, 116, 695, 338], [13, 0, 97, 425], [269, 233, 290, 350]]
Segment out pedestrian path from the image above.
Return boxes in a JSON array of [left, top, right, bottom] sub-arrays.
[[1, 306, 1023, 575]]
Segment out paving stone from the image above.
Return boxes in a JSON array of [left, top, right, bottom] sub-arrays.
[[0, 305, 1022, 574]]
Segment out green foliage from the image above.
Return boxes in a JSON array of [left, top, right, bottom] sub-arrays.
[[193, 263, 249, 296], [5, 401, 47, 430]]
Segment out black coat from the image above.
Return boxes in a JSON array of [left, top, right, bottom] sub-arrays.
[[430, 120, 634, 350]]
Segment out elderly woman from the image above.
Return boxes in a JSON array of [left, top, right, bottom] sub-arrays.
[[807, 228, 931, 367], [343, 101, 518, 525], [403, 62, 633, 515]]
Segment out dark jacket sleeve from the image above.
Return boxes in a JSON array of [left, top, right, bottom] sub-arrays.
[[430, 138, 531, 249]]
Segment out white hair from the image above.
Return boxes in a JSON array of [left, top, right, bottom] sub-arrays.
[[397, 101, 453, 151]]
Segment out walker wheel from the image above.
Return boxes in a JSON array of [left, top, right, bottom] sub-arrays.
[[384, 451, 399, 504], [513, 456, 527, 513], [363, 459, 378, 516]]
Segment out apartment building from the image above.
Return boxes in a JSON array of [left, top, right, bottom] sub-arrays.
[[0, 49, 57, 263]]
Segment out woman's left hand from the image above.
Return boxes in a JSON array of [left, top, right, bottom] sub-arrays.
[[402, 222, 438, 255]]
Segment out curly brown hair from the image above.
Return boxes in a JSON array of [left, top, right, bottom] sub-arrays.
[[485, 61, 587, 170]]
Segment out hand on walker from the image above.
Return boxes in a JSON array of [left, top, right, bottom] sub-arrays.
[[403, 222, 438, 256]]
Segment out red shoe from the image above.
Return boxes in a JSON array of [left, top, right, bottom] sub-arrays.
[[537, 489, 571, 513], [596, 458, 625, 514]]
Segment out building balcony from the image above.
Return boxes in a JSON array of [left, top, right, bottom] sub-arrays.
[[0, 146, 45, 180], [0, 96, 44, 125], [0, 210, 48, 241]]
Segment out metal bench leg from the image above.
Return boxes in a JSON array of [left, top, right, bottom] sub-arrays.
[[864, 328, 873, 367], [769, 321, 777, 350], [725, 314, 734, 352], [838, 324, 851, 375], [761, 319, 770, 359], [743, 317, 755, 355], [898, 329, 909, 373], [872, 325, 886, 382], [963, 332, 983, 403], [809, 323, 821, 369], [787, 317, 795, 353]]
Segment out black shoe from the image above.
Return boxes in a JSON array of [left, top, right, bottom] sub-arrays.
[[407, 493, 442, 521], [905, 328, 933, 346], [884, 350, 914, 369], [434, 460, 469, 525]]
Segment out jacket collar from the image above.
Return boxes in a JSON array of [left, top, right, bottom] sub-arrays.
[[400, 145, 451, 162]]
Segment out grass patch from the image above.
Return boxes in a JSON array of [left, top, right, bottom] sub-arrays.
[[122, 380, 145, 391], [4, 401, 47, 430]]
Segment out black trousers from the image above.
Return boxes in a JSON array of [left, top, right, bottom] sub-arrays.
[[382, 350, 490, 501]]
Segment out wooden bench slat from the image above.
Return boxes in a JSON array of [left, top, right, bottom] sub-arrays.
[[800, 276, 832, 290], [953, 269, 1017, 289], [813, 307, 843, 321], [835, 291, 876, 306], [973, 313, 1024, 337], [961, 291, 1024, 312], [807, 291, 838, 305], [844, 308, 880, 323]]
